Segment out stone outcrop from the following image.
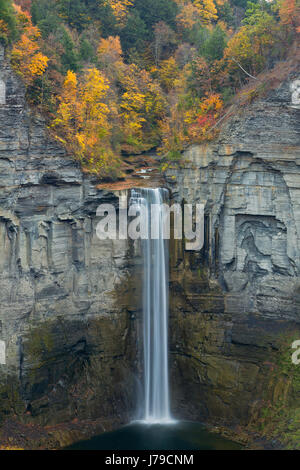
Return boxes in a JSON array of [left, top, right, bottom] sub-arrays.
[[0, 47, 141, 430], [166, 69, 300, 447]]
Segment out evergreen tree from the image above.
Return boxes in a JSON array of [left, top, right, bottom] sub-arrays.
[[202, 25, 227, 61], [119, 11, 148, 53], [134, 0, 178, 39]]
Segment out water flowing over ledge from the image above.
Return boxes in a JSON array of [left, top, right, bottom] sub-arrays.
[[130, 188, 173, 424]]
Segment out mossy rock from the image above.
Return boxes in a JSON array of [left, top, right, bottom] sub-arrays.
[[249, 333, 300, 449]]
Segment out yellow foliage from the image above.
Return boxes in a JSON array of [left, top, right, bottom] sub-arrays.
[[176, 2, 199, 31], [224, 27, 253, 63], [13, 3, 31, 26], [159, 91, 223, 159], [223, 14, 278, 80], [193, 0, 218, 25], [158, 57, 179, 91], [119, 64, 166, 150], [0, 19, 9, 35], [53, 68, 121, 180], [0, 446, 24, 450], [109, 0, 134, 24], [98, 36, 122, 59]]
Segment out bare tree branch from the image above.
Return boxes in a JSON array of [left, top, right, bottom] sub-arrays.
[[230, 57, 261, 81]]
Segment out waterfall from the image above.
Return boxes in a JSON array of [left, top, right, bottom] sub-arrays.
[[130, 188, 172, 423]]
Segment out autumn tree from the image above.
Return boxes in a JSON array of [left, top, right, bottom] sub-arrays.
[[187, 56, 212, 97], [13, 0, 31, 12], [176, 1, 199, 33], [185, 93, 223, 142], [175, 43, 196, 68], [119, 63, 166, 151], [159, 90, 223, 161], [193, 0, 218, 25], [54, 70, 78, 135], [158, 105, 188, 162], [98, 35, 123, 73], [278, 0, 300, 33], [152, 21, 176, 65], [95, 35, 167, 152], [223, 7, 280, 84], [53, 68, 122, 179], [109, 0, 134, 25], [158, 56, 179, 91], [11, 5, 49, 86], [4, 0, 294, 176], [157, 65, 188, 160]]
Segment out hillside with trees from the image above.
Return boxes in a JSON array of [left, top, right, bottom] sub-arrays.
[[0, 0, 299, 179]]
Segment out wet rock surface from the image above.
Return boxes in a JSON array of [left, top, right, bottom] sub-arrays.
[[166, 68, 300, 447], [0, 48, 141, 431], [0, 42, 300, 449]]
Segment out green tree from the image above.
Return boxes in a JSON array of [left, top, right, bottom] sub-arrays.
[[243, 1, 274, 25], [134, 0, 178, 39], [201, 25, 227, 62], [216, 1, 234, 27], [223, 6, 280, 83], [0, 0, 16, 44], [59, 27, 80, 72], [119, 10, 148, 53], [80, 38, 96, 63], [56, 0, 88, 31]]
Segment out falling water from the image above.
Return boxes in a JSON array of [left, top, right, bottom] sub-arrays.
[[130, 188, 172, 423]]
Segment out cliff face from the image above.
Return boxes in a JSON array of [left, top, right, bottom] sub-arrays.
[[0, 47, 141, 434], [0, 40, 300, 448], [166, 71, 300, 446]]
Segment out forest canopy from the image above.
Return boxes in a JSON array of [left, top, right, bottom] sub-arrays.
[[1, 0, 299, 179]]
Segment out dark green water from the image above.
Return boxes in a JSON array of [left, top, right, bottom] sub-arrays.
[[66, 421, 242, 450]]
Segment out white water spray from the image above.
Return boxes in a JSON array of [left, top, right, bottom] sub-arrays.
[[130, 188, 172, 424]]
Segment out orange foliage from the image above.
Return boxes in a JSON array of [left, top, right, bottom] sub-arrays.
[[11, 5, 48, 85], [98, 36, 123, 71], [184, 93, 222, 141], [0, 19, 9, 36], [13, 0, 31, 13], [12, 3, 31, 25], [279, 0, 300, 32], [159, 92, 223, 159], [176, 0, 218, 31], [98, 36, 122, 58], [176, 2, 199, 31]]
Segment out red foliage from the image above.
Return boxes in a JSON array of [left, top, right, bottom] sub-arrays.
[[197, 114, 215, 127]]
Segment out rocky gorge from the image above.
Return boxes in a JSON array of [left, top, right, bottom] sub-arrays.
[[166, 64, 300, 448], [0, 43, 299, 449], [0, 46, 140, 446]]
